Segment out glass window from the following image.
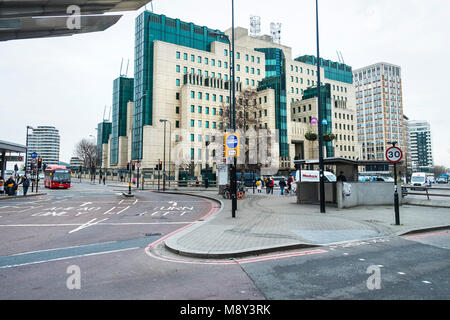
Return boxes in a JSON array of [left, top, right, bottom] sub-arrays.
[[218, 60, 222, 67], [212, 108, 216, 115], [245, 66, 249, 73], [198, 120, 202, 127], [191, 134, 194, 142], [213, 122, 216, 129], [198, 56, 202, 63], [205, 57, 209, 65], [205, 93, 209, 100], [176, 106, 180, 114], [205, 107, 209, 114], [224, 62, 228, 69], [190, 120, 194, 127], [176, 79, 180, 86], [183, 66, 187, 74], [251, 56, 254, 62], [191, 105, 195, 112], [251, 67, 255, 74], [224, 49, 228, 56], [183, 53, 188, 60], [257, 69, 260, 75], [205, 121, 209, 128], [198, 106, 202, 113], [191, 91, 195, 99], [211, 59, 215, 66], [245, 54, 249, 61], [191, 55, 195, 62], [198, 92, 202, 99], [213, 94, 216, 101], [176, 65, 180, 72], [205, 71, 209, 77], [198, 135, 202, 142], [176, 51, 180, 59], [237, 52, 240, 59], [237, 64, 240, 71], [257, 57, 260, 63]]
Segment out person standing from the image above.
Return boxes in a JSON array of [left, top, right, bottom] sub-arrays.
[[256, 179, 262, 193], [337, 171, 347, 182], [5, 176, 17, 196], [279, 178, 286, 195], [19, 175, 30, 196], [269, 177, 274, 194], [0, 177, 4, 195]]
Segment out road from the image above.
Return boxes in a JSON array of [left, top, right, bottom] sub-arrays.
[[0, 181, 449, 300]]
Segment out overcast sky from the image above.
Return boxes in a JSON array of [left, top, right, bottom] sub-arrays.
[[1, 0, 449, 168]]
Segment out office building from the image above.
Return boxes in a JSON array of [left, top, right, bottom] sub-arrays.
[[27, 126, 60, 168], [408, 120, 433, 172], [353, 63, 406, 161]]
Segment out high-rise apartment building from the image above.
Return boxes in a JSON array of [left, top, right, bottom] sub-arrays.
[[27, 126, 60, 168], [408, 120, 433, 172], [353, 63, 405, 161]]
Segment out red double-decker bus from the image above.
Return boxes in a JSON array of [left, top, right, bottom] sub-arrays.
[[44, 165, 71, 189]]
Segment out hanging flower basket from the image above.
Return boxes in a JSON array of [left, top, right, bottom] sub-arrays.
[[323, 132, 335, 142], [305, 131, 318, 141]]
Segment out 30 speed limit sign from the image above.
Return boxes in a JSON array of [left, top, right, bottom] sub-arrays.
[[385, 146, 403, 163]]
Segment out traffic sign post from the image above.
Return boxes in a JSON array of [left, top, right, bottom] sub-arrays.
[[224, 133, 240, 218], [386, 143, 403, 225]]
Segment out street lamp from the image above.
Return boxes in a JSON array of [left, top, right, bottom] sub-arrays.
[[25, 125, 34, 174], [159, 119, 172, 190], [315, 0, 326, 213]]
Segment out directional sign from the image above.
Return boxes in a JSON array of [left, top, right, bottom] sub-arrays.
[[137, 163, 141, 168], [224, 133, 240, 157], [6, 156, 23, 162], [386, 146, 403, 163], [30, 152, 38, 159]]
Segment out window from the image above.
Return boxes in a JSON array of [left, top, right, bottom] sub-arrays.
[[245, 66, 249, 73], [183, 66, 187, 74], [251, 67, 255, 74], [218, 60, 222, 67], [264, 109, 267, 116], [211, 59, 215, 66], [183, 53, 188, 60], [205, 121, 209, 128], [198, 92, 202, 99], [190, 120, 194, 127], [219, 95, 223, 102], [212, 122, 216, 129], [191, 68, 195, 74], [257, 69, 260, 75], [198, 106, 202, 113], [198, 120, 202, 127], [176, 93, 180, 100], [176, 79, 180, 86], [245, 54, 249, 61], [295, 66, 298, 72], [190, 134, 194, 142], [191, 55, 195, 62], [198, 69, 202, 75], [224, 62, 228, 69], [205, 57, 209, 65], [176, 65, 180, 72], [205, 71, 209, 77], [205, 107, 209, 114], [191, 105, 195, 112], [237, 52, 240, 59], [213, 108, 216, 115], [191, 148, 194, 160], [176, 121, 180, 128], [251, 80, 255, 86], [191, 91, 195, 99], [237, 64, 240, 71], [251, 56, 254, 62], [257, 57, 260, 64], [264, 96, 267, 103], [198, 56, 202, 63], [176, 106, 180, 114], [205, 93, 209, 100], [198, 135, 202, 142], [213, 94, 216, 101], [176, 51, 180, 59], [224, 49, 228, 56]]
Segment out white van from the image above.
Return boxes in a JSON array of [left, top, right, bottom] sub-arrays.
[[411, 172, 432, 187], [294, 170, 337, 182]]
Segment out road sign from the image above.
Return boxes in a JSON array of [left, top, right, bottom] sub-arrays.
[[31, 158, 37, 164], [137, 162, 141, 168], [30, 152, 38, 159], [6, 156, 23, 162], [224, 133, 240, 157], [386, 146, 403, 163]]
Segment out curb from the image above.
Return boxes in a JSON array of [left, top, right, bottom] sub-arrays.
[[0, 193, 46, 201], [398, 224, 450, 236], [164, 242, 320, 259]]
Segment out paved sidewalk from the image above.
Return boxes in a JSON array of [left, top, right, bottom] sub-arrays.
[[164, 191, 450, 258]]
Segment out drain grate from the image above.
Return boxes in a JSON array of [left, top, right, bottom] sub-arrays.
[[145, 233, 162, 237]]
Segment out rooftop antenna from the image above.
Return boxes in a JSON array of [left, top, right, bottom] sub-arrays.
[[337, 51, 345, 64], [120, 57, 123, 76], [270, 22, 281, 44], [250, 15, 261, 38], [103, 105, 107, 121], [125, 59, 129, 77], [108, 105, 112, 122]]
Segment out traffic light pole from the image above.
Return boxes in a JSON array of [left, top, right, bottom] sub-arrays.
[[128, 164, 132, 195]]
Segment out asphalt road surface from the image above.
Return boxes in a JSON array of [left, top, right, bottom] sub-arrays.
[[0, 182, 449, 300]]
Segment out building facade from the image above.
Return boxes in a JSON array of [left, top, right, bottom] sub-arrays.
[[408, 120, 433, 172], [353, 63, 406, 161], [100, 12, 360, 178], [27, 126, 60, 168]]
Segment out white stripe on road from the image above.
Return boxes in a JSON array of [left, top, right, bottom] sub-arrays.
[[102, 207, 116, 214], [115, 206, 130, 215], [0, 221, 192, 227], [68, 218, 109, 234], [0, 247, 139, 269]]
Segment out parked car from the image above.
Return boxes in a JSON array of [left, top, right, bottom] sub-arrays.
[[436, 177, 448, 184]]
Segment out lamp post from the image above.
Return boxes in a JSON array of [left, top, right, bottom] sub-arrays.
[[25, 126, 34, 174], [159, 119, 168, 191], [315, 0, 326, 213]]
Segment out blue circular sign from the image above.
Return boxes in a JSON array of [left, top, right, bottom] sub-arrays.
[[226, 135, 239, 148], [31, 152, 38, 158]]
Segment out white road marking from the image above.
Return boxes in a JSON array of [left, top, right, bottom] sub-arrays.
[[133, 199, 138, 205], [398, 272, 406, 275], [115, 206, 130, 215], [103, 207, 116, 215], [422, 281, 431, 284], [0, 221, 191, 227], [359, 258, 366, 261], [0, 247, 139, 269], [118, 200, 124, 204], [80, 202, 93, 207], [68, 218, 109, 234]]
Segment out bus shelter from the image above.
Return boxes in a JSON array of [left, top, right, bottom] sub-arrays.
[[0, 140, 27, 179]]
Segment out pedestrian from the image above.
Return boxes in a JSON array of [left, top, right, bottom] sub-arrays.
[[103, 176, 106, 185], [18, 175, 30, 196], [5, 176, 17, 196], [269, 177, 274, 194], [0, 177, 4, 194], [256, 179, 262, 193], [264, 177, 269, 194], [337, 171, 347, 182], [279, 178, 286, 195], [287, 174, 293, 193]]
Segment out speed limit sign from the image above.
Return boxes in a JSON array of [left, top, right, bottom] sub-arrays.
[[386, 146, 403, 163]]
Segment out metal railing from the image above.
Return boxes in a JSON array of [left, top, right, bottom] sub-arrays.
[[401, 185, 450, 200]]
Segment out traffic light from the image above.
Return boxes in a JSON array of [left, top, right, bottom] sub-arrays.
[[37, 158, 42, 169], [127, 162, 130, 171], [159, 161, 162, 170], [132, 162, 135, 171]]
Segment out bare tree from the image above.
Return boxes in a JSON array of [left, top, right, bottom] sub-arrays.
[[74, 139, 98, 180], [433, 165, 446, 177], [221, 88, 271, 175]]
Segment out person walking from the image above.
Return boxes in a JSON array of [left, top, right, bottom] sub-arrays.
[[269, 177, 274, 195], [265, 177, 269, 194], [279, 178, 286, 195], [19, 175, 30, 196]]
